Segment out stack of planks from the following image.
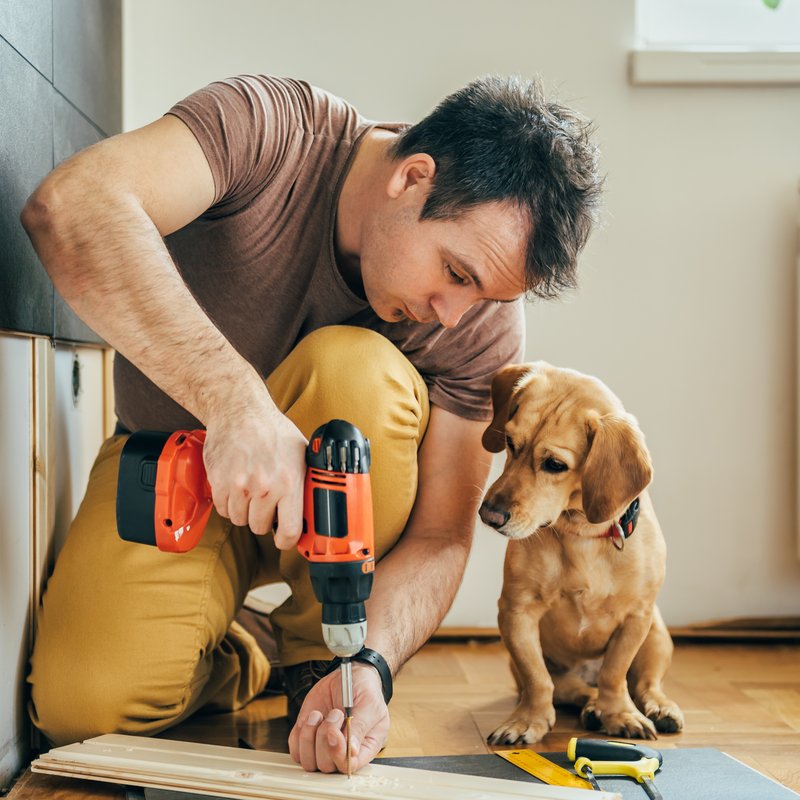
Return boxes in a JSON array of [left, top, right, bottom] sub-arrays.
[[31, 735, 619, 800]]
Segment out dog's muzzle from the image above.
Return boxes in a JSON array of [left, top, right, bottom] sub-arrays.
[[479, 501, 510, 530]]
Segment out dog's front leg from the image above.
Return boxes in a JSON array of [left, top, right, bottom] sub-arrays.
[[488, 599, 556, 745], [584, 612, 658, 739]]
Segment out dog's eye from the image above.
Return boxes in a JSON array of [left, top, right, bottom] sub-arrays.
[[542, 457, 568, 473], [505, 434, 516, 455]]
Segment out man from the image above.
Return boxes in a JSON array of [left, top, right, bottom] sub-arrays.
[[21, 74, 601, 773]]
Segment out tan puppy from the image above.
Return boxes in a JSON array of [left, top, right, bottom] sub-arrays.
[[479, 362, 684, 743]]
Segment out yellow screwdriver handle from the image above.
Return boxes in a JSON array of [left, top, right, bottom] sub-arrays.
[[574, 755, 661, 783]]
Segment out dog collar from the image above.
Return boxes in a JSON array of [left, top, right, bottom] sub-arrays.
[[602, 498, 641, 550]]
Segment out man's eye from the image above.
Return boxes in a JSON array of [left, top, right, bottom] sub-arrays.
[[446, 265, 468, 285], [542, 457, 568, 473]]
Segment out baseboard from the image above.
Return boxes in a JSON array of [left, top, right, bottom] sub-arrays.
[[668, 616, 800, 642], [434, 617, 800, 643], [433, 626, 500, 639]]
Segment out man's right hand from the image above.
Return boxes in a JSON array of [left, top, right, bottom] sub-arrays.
[[203, 402, 308, 549]]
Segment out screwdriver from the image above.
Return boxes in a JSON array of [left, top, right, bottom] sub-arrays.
[[340, 657, 353, 777], [568, 737, 664, 800]]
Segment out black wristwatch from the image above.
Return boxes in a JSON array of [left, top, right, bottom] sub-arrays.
[[324, 647, 393, 705]]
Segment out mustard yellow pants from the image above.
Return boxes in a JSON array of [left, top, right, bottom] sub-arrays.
[[28, 327, 429, 745]]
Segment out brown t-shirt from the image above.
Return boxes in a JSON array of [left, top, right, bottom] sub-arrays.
[[114, 75, 525, 432]]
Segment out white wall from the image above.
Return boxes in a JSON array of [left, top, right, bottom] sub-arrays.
[[123, 0, 800, 626]]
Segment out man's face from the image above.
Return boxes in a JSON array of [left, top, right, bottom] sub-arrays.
[[359, 193, 529, 328]]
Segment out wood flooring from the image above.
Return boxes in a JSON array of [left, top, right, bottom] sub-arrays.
[[6, 639, 800, 798]]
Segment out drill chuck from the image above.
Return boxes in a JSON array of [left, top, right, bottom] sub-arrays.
[[309, 559, 372, 657], [322, 621, 368, 658]]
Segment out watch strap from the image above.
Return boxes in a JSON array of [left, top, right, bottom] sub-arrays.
[[324, 647, 393, 704]]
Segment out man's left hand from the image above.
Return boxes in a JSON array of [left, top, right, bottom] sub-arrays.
[[288, 662, 390, 773]]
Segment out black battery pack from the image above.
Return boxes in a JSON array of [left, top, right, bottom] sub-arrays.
[[116, 430, 171, 546]]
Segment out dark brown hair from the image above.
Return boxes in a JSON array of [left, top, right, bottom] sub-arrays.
[[391, 75, 603, 299]]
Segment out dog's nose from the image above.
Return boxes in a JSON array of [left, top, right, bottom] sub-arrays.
[[479, 501, 510, 529]]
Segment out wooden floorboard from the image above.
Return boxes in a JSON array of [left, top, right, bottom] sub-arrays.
[[6, 640, 800, 797]]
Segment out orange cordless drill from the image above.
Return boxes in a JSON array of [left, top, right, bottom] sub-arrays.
[[116, 419, 375, 770]]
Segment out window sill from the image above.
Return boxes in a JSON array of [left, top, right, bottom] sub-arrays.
[[630, 48, 800, 86]]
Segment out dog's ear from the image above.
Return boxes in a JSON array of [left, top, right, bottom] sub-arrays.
[[582, 412, 653, 523], [482, 364, 532, 453]]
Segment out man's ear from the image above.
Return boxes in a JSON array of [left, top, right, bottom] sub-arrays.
[[386, 153, 436, 199], [482, 364, 532, 453], [581, 412, 653, 523]]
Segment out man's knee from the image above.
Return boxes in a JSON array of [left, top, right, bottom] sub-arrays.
[[299, 325, 404, 364], [274, 326, 429, 434]]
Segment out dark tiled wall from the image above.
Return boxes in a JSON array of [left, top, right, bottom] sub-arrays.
[[0, 0, 121, 343]]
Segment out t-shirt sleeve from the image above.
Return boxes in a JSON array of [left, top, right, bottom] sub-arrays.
[[166, 75, 314, 214]]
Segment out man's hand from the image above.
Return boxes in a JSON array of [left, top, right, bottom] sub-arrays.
[[203, 402, 307, 548], [288, 663, 390, 773]]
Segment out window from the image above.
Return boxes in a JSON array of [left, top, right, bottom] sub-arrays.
[[632, 0, 800, 85], [637, 0, 800, 50]]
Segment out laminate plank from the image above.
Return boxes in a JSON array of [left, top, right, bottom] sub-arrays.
[[676, 644, 800, 683], [739, 688, 800, 731], [452, 643, 515, 688], [409, 704, 486, 757], [382, 703, 424, 756], [399, 648, 467, 681]]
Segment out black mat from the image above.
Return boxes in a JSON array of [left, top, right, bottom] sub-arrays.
[[137, 748, 799, 800]]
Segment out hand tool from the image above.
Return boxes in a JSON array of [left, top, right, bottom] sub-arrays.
[[568, 737, 663, 800], [495, 749, 593, 790], [116, 419, 375, 779]]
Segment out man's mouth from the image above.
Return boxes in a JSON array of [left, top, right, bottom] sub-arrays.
[[404, 304, 437, 324], [402, 304, 420, 323]]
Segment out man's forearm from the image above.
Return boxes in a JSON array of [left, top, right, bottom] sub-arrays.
[[363, 525, 473, 675], [22, 179, 268, 425]]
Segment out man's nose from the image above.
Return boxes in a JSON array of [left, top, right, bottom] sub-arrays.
[[431, 294, 471, 329]]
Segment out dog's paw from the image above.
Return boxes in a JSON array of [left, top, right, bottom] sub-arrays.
[[600, 708, 658, 740], [487, 706, 556, 745], [581, 700, 658, 740], [579, 703, 603, 731], [639, 694, 685, 733]]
